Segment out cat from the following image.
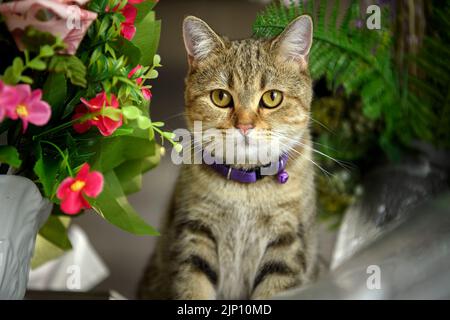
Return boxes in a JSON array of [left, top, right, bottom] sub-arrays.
[[138, 14, 318, 300]]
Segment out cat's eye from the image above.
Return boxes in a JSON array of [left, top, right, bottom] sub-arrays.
[[211, 89, 233, 108], [260, 90, 283, 108]]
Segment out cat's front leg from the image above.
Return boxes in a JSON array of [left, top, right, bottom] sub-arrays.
[[251, 232, 307, 300], [171, 220, 219, 299]]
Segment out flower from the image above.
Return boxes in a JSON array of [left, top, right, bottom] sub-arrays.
[[57, 163, 104, 215], [118, 4, 138, 40], [0, 0, 97, 55], [73, 92, 123, 136], [0, 81, 18, 122], [128, 65, 152, 100], [0, 82, 51, 132]]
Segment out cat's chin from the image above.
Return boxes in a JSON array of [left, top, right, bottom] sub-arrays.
[[205, 144, 281, 169]]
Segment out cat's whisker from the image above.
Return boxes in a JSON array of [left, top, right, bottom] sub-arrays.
[[277, 140, 334, 179], [269, 131, 352, 171], [305, 114, 334, 134]]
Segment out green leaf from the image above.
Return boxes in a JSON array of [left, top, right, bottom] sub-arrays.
[[0, 146, 22, 168], [43, 73, 67, 118], [48, 55, 87, 87], [111, 127, 135, 137], [63, 90, 85, 119], [40, 45, 54, 57], [132, 11, 161, 66], [173, 143, 183, 153], [112, 38, 141, 67], [115, 149, 160, 195], [28, 59, 46, 70], [12, 57, 24, 74], [19, 75, 33, 84], [147, 69, 158, 79], [151, 121, 164, 127], [162, 131, 176, 140], [114, 159, 145, 195], [38, 215, 72, 251], [137, 116, 152, 129], [134, 0, 158, 23], [102, 107, 122, 121], [92, 170, 159, 235], [153, 54, 161, 67], [87, 0, 109, 13], [122, 106, 142, 119], [34, 145, 61, 198], [1, 66, 21, 84], [92, 133, 157, 172]]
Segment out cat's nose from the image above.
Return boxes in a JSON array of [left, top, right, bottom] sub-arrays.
[[236, 123, 254, 136]]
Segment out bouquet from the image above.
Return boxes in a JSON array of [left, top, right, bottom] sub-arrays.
[[0, 0, 177, 256]]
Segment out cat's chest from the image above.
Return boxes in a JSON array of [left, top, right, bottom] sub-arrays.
[[215, 206, 269, 300]]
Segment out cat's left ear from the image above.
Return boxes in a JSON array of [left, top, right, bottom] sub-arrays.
[[271, 15, 313, 67]]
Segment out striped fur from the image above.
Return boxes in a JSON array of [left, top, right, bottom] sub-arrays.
[[138, 15, 318, 300]]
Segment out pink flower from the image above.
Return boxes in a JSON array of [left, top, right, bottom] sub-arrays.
[[0, 81, 18, 121], [57, 163, 104, 215], [73, 92, 123, 136], [0, 0, 97, 55], [118, 4, 138, 41], [128, 65, 152, 100], [128, 0, 146, 4], [0, 82, 51, 132]]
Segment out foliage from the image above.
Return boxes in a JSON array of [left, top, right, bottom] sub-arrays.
[[253, 1, 450, 220], [0, 0, 174, 257]]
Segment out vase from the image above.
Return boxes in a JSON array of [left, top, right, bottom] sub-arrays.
[[0, 175, 51, 300]]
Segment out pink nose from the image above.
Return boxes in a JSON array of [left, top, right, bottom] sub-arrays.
[[236, 124, 254, 136]]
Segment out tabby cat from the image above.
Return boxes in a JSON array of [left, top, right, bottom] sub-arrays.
[[138, 14, 318, 300]]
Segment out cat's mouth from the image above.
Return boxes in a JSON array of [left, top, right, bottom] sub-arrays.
[[200, 128, 282, 167]]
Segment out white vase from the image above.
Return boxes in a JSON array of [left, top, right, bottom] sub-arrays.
[[0, 175, 51, 299]]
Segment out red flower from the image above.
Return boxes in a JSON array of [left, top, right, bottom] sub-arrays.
[[128, 65, 152, 100], [57, 163, 104, 215], [119, 4, 138, 41], [73, 92, 123, 136]]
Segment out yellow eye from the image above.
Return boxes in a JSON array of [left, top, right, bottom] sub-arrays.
[[211, 89, 233, 108], [261, 90, 283, 108]]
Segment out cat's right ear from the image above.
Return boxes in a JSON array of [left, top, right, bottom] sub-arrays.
[[183, 16, 224, 65]]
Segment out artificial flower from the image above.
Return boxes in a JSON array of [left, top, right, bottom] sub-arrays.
[[118, 4, 138, 40], [1, 83, 51, 132], [0, 0, 97, 55], [73, 91, 123, 136], [57, 163, 104, 215], [0, 80, 19, 122], [128, 65, 152, 100]]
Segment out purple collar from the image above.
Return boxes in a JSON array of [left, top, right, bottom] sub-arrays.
[[207, 154, 289, 184]]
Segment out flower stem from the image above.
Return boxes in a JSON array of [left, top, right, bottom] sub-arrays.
[[33, 119, 78, 140], [40, 140, 74, 177]]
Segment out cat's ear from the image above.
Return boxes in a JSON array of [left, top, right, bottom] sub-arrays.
[[183, 16, 224, 64], [271, 15, 313, 67]]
